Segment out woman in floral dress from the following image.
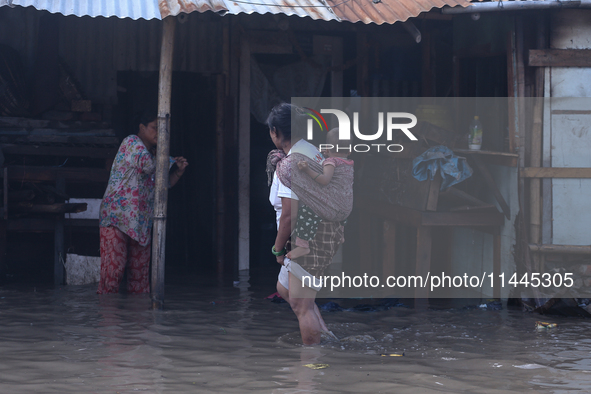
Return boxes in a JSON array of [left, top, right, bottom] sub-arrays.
[[97, 112, 188, 294]]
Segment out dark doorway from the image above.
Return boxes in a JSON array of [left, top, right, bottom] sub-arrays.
[[115, 71, 217, 277]]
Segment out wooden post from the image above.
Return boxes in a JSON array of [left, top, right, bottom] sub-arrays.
[[506, 31, 516, 154], [415, 226, 431, 306], [493, 234, 501, 299], [529, 15, 546, 274], [356, 32, 369, 97], [515, 16, 526, 164], [216, 73, 226, 282], [0, 168, 5, 270], [3, 167, 7, 220], [382, 220, 396, 280], [237, 31, 250, 277], [151, 16, 176, 309], [542, 68, 552, 246], [529, 99, 543, 272], [421, 21, 433, 97], [54, 176, 65, 285]]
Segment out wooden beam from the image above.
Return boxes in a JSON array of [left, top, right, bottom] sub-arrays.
[[2, 166, 109, 183], [551, 110, 591, 115], [14, 202, 87, 214], [151, 16, 176, 309], [0, 144, 118, 158], [529, 244, 591, 255], [520, 167, 591, 178], [529, 49, 591, 67], [454, 149, 519, 167], [0, 134, 119, 146]]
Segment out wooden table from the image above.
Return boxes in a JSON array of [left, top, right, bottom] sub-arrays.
[[358, 198, 505, 300]]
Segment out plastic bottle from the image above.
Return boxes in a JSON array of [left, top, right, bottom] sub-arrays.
[[468, 115, 483, 150]]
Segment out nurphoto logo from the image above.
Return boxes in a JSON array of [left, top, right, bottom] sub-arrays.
[[304, 108, 418, 153]]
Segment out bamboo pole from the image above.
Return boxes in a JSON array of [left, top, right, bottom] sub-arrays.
[[237, 31, 250, 278], [151, 16, 176, 309]]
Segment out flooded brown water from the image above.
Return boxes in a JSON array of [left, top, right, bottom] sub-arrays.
[[1, 272, 591, 394]]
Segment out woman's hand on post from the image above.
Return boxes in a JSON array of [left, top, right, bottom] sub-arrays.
[[174, 157, 188, 175], [169, 157, 188, 188]]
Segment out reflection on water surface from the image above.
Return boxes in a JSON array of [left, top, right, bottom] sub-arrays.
[[1, 273, 590, 393]]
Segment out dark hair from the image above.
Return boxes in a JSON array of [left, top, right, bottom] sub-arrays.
[[265, 103, 306, 142], [137, 110, 158, 127]]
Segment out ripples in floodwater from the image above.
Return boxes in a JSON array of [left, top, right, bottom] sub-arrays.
[[1, 274, 591, 393]]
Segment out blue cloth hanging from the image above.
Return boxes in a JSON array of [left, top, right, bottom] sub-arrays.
[[412, 146, 473, 190]]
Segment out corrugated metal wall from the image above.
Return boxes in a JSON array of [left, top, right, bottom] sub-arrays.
[[0, 7, 222, 105], [0, 6, 40, 82], [60, 11, 222, 104]]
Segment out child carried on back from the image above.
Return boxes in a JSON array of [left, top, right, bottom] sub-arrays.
[[276, 128, 354, 260]]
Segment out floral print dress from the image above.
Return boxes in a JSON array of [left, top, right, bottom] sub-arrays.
[[99, 134, 172, 247]]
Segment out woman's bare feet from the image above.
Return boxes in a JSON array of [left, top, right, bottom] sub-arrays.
[[314, 303, 339, 341]]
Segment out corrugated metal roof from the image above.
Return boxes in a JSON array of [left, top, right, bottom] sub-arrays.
[[0, 0, 469, 23], [223, 0, 339, 22], [329, 0, 469, 24], [0, 0, 162, 19], [159, 0, 227, 17]]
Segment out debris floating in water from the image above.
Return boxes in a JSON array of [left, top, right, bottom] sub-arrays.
[[303, 363, 330, 369], [381, 353, 405, 357], [318, 298, 406, 312], [535, 321, 557, 330]]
